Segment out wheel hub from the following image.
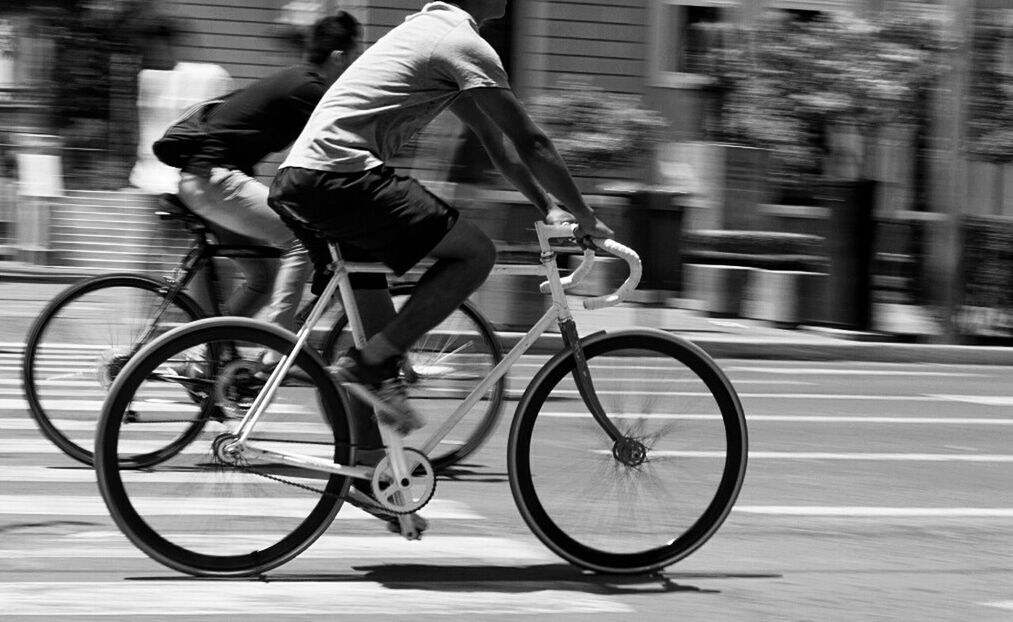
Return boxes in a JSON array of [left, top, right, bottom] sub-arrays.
[[96, 347, 132, 389], [612, 436, 648, 467], [211, 433, 243, 464], [214, 359, 263, 416]]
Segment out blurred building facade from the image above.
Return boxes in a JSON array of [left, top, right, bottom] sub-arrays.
[[0, 0, 1011, 336], [0, 0, 1006, 209]]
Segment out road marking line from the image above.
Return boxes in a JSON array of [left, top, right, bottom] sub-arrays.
[[736, 506, 1013, 517], [0, 466, 325, 483], [542, 413, 1013, 425], [649, 451, 1013, 462], [0, 439, 334, 455], [928, 394, 1013, 406], [0, 398, 309, 413], [0, 495, 480, 519], [739, 415, 1013, 424], [982, 601, 1013, 611], [9, 413, 1013, 428], [726, 367, 982, 377], [738, 394, 960, 400], [0, 419, 330, 433], [0, 582, 631, 616], [4, 535, 555, 562]]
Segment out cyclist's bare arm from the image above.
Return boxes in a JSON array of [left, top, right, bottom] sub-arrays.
[[450, 89, 613, 240]]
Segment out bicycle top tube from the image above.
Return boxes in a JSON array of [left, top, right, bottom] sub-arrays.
[[332, 223, 643, 298]]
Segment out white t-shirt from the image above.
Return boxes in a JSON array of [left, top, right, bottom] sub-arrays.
[[281, 2, 510, 173]]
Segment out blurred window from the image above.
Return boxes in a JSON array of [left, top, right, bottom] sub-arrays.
[[649, 1, 734, 89], [773, 9, 822, 22]]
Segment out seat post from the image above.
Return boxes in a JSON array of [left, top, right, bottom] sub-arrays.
[[328, 242, 368, 351]]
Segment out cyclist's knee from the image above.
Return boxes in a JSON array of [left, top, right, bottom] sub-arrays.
[[470, 230, 496, 275], [439, 218, 495, 269]]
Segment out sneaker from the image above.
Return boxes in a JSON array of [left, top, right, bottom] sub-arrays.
[[345, 485, 429, 537], [330, 348, 424, 435], [166, 350, 208, 381], [165, 353, 213, 408]]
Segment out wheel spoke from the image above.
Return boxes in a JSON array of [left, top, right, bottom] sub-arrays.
[[95, 318, 351, 577], [24, 276, 203, 465], [510, 332, 747, 574]]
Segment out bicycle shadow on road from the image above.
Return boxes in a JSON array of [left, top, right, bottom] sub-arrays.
[[435, 464, 509, 483], [264, 563, 779, 596]]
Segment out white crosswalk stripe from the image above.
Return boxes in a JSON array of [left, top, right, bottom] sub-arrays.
[[0, 581, 630, 617], [0, 346, 631, 618], [7, 533, 554, 562], [0, 494, 480, 519]]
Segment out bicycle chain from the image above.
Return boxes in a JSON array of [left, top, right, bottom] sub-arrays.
[[232, 459, 343, 499], [224, 447, 425, 515]]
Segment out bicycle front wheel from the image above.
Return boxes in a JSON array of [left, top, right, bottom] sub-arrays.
[[323, 284, 505, 471], [23, 274, 205, 465], [508, 329, 747, 574], [95, 317, 353, 577]]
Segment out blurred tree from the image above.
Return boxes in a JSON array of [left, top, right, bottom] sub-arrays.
[[966, 10, 1013, 162], [527, 75, 669, 185], [46, 0, 180, 189], [965, 8, 1013, 214], [703, 10, 952, 203]]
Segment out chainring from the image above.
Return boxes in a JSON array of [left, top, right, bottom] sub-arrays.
[[370, 448, 436, 514]]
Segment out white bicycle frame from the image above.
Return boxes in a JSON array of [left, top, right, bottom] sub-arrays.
[[225, 222, 641, 503]]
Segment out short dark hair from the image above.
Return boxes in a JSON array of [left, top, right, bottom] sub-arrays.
[[305, 11, 361, 64]]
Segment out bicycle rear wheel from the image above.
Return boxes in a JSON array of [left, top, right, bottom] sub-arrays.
[[23, 274, 205, 465], [323, 284, 505, 471], [508, 329, 747, 574], [95, 317, 353, 577]]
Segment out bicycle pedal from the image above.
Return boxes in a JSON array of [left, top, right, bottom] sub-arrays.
[[397, 516, 421, 540]]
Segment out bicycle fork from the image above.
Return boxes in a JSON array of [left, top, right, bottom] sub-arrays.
[[557, 319, 622, 442]]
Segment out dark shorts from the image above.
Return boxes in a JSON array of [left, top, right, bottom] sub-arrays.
[[268, 165, 459, 277]]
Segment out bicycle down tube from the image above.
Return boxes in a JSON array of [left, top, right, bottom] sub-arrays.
[[419, 222, 641, 454]]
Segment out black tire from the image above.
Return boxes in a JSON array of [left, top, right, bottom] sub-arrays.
[[22, 274, 206, 465], [508, 329, 748, 574], [323, 284, 505, 471], [95, 317, 352, 577]]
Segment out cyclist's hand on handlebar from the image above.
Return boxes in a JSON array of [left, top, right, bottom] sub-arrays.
[[574, 216, 614, 241], [545, 205, 576, 226], [545, 206, 615, 241]]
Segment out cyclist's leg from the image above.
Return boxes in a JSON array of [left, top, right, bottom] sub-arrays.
[[261, 240, 311, 331], [269, 165, 494, 360], [376, 217, 495, 354], [348, 284, 397, 457], [179, 169, 311, 331], [224, 255, 274, 317]]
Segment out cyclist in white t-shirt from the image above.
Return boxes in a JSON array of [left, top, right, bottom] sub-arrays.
[[269, 0, 613, 440]]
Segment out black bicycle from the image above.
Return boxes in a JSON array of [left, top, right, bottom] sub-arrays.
[[22, 193, 504, 468]]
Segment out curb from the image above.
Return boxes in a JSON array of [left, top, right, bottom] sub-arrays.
[[4, 262, 1012, 366]]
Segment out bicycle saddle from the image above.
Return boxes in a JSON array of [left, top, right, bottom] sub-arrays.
[[156, 193, 206, 232]]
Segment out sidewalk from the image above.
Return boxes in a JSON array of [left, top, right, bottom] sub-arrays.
[[3, 260, 1012, 365]]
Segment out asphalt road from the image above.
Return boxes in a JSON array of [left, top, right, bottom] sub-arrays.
[[2, 340, 1012, 620]]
